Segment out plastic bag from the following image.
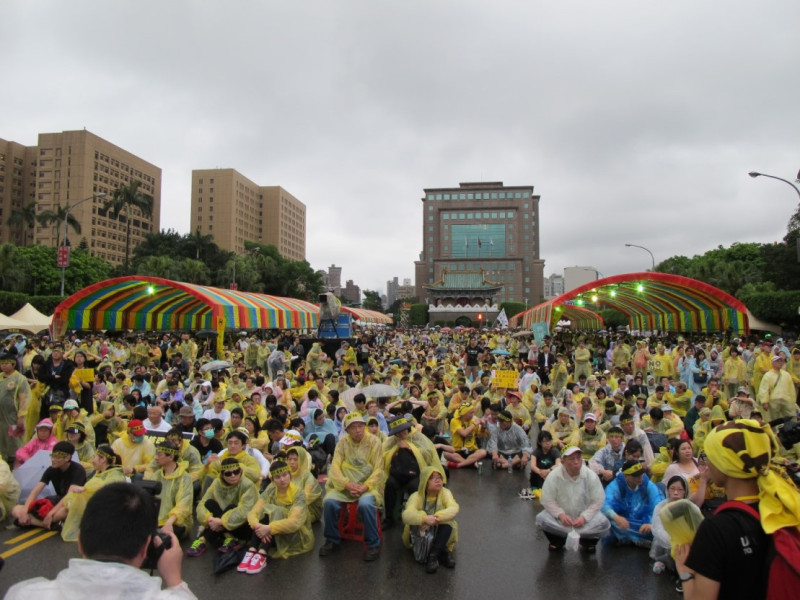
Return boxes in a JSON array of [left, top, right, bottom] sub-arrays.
[[411, 526, 436, 563], [566, 528, 580, 552]]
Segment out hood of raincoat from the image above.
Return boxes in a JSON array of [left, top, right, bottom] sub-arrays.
[[416, 463, 447, 497]]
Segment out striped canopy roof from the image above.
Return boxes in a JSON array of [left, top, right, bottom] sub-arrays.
[[510, 272, 749, 333], [51, 276, 320, 337], [341, 307, 394, 324]]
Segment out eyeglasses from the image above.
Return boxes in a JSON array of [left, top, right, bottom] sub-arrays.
[[223, 469, 242, 477]]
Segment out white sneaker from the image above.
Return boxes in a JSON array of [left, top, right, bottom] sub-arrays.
[[652, 561, 665, 574]]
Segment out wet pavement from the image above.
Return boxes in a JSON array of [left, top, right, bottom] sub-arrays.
[[1, 467, 678, 599]]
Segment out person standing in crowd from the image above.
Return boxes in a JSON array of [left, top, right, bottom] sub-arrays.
[[0, 348, 31, 464]]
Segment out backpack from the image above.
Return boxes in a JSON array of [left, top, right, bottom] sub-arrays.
[[716, 500, 800, 600]]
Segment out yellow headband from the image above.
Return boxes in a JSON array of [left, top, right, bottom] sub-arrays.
[[270, 464, 291, 477], [705, 419, 800, 533], [623, 462, 644, 476], [220, 462, 241, 474], [497, 412, 512, 422]]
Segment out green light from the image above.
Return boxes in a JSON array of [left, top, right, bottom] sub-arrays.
[[576, 298, 584, 306], [591, 295, 598, 302], [637, 284, 644, 292], [556, 306, 562, 312], [147, 286, 155, 294], [610, 290, 617, 297]]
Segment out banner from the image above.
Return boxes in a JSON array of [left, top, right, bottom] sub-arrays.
[[494, 370, 518, 389]]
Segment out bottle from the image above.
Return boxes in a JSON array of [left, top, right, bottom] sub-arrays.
[[508, 461, 513, 474]]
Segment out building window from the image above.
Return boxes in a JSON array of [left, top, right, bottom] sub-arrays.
[[444, 194, 450, 200], [523, 203, 529, 209]]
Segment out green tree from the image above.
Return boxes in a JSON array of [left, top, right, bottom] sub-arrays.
[[103, 180, 154, 272], [17, 245, 111, 296], [362, 290, 383, 311], [6, 201, 38, 246], [182, 228, 217, 261], [0, 244, 30, 292], [36, 203, 82, 247], [132, 229, 184, 267]]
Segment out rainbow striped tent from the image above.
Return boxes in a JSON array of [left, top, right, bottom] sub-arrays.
[[510, 272, 749, 333], [51, 276, 320, 338], [342, 307, 393, 325]]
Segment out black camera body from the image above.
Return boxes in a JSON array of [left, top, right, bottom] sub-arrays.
[[142, 529, 172, 570]]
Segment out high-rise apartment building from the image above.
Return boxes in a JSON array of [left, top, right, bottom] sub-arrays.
[[190, 169, 306, 261], [1, 130, 161, 263], [544, 273, 565, 299], [414, 181, 545, 305], [341, 280, 360, 305], [564, 266, 600, 292]]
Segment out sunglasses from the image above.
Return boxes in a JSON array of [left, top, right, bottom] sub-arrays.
[[223, 469, 242, 477]]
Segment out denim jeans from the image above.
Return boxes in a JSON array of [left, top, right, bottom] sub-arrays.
[[323, 493, 380, 548]]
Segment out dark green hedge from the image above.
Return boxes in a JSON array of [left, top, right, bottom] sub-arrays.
[[739, 290, 800, 329]]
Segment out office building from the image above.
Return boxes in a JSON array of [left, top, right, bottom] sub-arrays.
[[190, 169, 306, 260], [414, 181, 545, 305], [341, 280, 360, 305], [1, 130, 161, 264], [564, 266, 600, 292]]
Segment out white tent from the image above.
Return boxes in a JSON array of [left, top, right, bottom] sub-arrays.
[[746, 309, 781, 335], [0, 313, 34, 333], [9, 303, 52, 333]]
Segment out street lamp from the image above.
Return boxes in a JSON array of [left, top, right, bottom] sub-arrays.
[[624, 243, 655, 271], [60, 192, 107, 296], [748, 171, 800, 201]]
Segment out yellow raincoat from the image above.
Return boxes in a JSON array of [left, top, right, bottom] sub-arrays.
[[197, 474, 258, 532], [61, 466, 126, 542], [0, 457, 20, 523], [401, 465, 459, 551], [325, 431, 385, 506], [144, 462, 194, 532], [287, 447, 323, 522], [247, 481, 314, 559]]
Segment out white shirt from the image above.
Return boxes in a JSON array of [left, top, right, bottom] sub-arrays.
[[5, 558, 197, 599]]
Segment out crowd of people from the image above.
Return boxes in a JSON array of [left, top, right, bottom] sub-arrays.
[[1, 326, 799, 598]]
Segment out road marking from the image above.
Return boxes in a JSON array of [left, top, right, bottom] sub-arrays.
[[4, 529, 45, 545], [0, 530, 58, 559]]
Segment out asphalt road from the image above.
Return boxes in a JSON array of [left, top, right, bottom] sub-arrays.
[[1, 468, 678, 599]]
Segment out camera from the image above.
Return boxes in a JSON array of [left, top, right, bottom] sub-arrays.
[[142, 529, 172, 570], [131, 479, 168, 572]]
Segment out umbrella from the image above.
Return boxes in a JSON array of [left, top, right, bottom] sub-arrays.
[[360, 384, 400, 398], [13, 450, 60, 501], [200, 359, 233, 373], [490, 349, 511, 356], [339, 384, 400, 411], [440, 327, 452, 332], [195, 329, 219, 339]]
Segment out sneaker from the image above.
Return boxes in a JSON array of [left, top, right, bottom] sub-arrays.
[[219, 536, 242, 553], [439, 550, 456, 568], [187, 537, 207, 557], [247, 552, 268, 574], [675, 579, 683, 593], [319, 541, 339, 556], [652, 561, 665, 575], [237, 551, 254, 572], [364, 545, 381, 562], [425, 556, 439, 574]]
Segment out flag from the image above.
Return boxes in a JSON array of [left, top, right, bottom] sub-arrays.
[[489, 238, 494, 246], [464, 237, 468, 249], [478, 238, 482, 248], [496, 308, 509, 329]]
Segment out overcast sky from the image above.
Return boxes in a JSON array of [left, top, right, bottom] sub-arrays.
[[4, 1, 799, 296]]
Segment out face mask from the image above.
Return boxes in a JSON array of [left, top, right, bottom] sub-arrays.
[[204, 429, 215, 439], [133, 435, 144, 443]]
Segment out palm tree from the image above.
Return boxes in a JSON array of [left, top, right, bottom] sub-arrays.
[[104, 180, 154, 272], [185, 228, 216, 261], [6, 201, 38, 246], [36, 204, 82, 247]]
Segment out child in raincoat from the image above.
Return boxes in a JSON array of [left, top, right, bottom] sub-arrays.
[[239, 460, 314, 574], [401, 464, 459, 574]]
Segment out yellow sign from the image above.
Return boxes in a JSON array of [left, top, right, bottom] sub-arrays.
[[74, 368, 95, 383], [494, 370, 518, 389]]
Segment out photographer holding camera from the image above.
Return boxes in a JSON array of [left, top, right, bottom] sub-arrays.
[[6, 482, 196, 599]]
